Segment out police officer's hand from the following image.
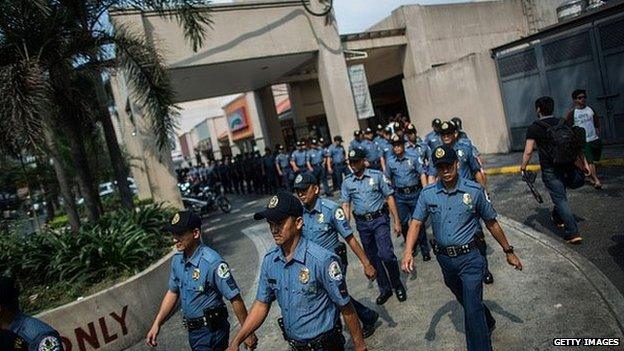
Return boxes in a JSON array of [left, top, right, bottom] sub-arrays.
[[393, 220, 402, 237], [506, 253, 523, 270], [401, 253, 414, 274], [363, 263, 376, 281], [145, 324, 160, 347], [244, 333, 258, 350]]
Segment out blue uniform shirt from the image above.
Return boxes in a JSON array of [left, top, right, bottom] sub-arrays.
[[374, 136, 392, 159], [9, 313, 62, 351], [327, 144, 346, 164], [256, 238, 350, 341], [412, 178, 497, 246], [302, 198, 353, 251], [340, 169, 394, 215], [291, 150, 308, 168], [385, 153, 424, 188], [306, 147, 325, 166], [276, 153, 290, 170], [457, 132, 481, 157], [425, 131, 442, 150], [168, 245, 240, 319], [360, 139, 383, 162], [429, 143, 481, 181], [348, 140, 362, 152]]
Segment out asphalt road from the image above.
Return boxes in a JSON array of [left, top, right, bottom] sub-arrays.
[[487, 165, 624, 294]]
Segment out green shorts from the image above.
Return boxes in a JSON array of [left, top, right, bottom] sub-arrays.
[[583, 139, 603, 163]]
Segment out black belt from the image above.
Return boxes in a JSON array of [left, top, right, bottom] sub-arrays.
[[182, 306, 228, 330], [279, 318, 343, 351], [431, 238, 480, 258], [395, 185, 421, 194], [353, 207, 388, 222]]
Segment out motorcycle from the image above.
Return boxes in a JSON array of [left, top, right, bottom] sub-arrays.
[[179, 181, 231, 214]]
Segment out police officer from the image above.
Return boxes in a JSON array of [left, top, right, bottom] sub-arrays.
[[290, 140, 308, 177], [0, 276, 63, 351], [402, 144, 523, 351], [306, 139, 332, 197], [262, 147, 278, 194], [341, 148, 406, 305], [228, 191, 368, 351], [404, 124, 432, 172], [451, 116, 484, 167], [425, 118, 443, 151], [373, 125, 392, 160], [349, 130, 363, 152], [327, 136, 347, 191], [385, 134, 431, 260], [146, 211, 257, 351], [276, 145, 293, 191], [293, 173, 380, 338], [361, 128, 386, 172]]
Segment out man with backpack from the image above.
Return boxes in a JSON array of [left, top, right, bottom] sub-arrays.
[[520, 96, 588, 245]]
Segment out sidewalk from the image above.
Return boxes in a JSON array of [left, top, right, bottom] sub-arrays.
[[483, 144, 624, 175], [240, 216, 624, 350]]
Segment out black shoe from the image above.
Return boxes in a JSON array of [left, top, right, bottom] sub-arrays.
[[395, 286, 407, 302], [422, 252, 431, 261], [362, 312, 380, 338], [376, 291, 393, 305], [488, 317, 497, 333], [484, 271, 494, 285]]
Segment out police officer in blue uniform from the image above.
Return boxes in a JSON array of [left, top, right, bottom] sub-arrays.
[[306, 139, 332, 197], [0, 276, 63, 351], [361, 128, 386, 172], [276, 145, 293, 191], [228, 191, 368, 351], [327, 136, 347, 191], [373, 125, 392, 161], [404, 124, 432, 173], [451, 117, 482, 165], [402, 144, 522, 351], [425, 118, 443, 151], [385, 134, 431, 260], [146, 211, 257, 351], [293, 173, 380, 338], [290, 140, 308, 177], [349, 130, 363, 152], [341, 148, 406, 305]]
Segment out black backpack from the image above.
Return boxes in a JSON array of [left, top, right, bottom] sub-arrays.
[[537, 118, 584, 165]]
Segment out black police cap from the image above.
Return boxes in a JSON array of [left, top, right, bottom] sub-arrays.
[[432, 144, 458, 166], [390, 134, 404, 145], [405, 124, 417, 134], [311, 138, 318, 145], [166, 210, 202, 235], [439, 121, 457, 134], [432, 118, 442, 128], [292, 172, 318, 190], [348, 148, 366, 161], [353, 130, 362, 137], [364, 127, 373, 134], [254, 191, 303, 222], [376, 124, 384, 131], [333, 135, 343, 142]]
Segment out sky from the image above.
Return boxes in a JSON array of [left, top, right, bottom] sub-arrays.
[[211, 0, 469, 34]]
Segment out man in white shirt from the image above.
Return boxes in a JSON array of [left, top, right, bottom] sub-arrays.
[[566, 89, 603, 189]]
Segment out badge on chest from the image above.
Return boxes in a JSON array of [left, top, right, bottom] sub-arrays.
[[192, 268, 201, 280], [462, 193, 473, 209], [299, 267, 310, 284]]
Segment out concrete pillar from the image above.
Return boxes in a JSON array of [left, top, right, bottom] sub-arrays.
[[255, 86, 284, 149], [245, 92, 267, 152], [286, 83, 310, 139], [310, 1, 359, 139], [109, 74, 153, 201]]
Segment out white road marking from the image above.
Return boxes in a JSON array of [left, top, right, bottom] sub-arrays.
[[231, 208, 241, 213], [210, 218, 222, 223]]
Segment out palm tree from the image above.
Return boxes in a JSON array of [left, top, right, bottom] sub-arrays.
[[0, 0, 212, 228]]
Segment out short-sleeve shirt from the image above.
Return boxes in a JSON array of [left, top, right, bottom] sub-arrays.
[[327, 144, 346, 164], [570, 106, 599, 142], [168, 245, 240, 319], [425, 130, 443, 150], [374, 136, 393, 159], [306, 147, 325, 166], [348, 140, 362, 152], [291, 150, 308, 167], [340, 168, 394, 215], [9, 313, 62, 351], [525, 116, 560, 168], [429, 142, 480, 181], [276, 153, 291, 170], [457, 132, 481, 157], [255, 238, 350, 341], [412, 178, 497, 246], [360, 140, 383, 162], [386, 153, 425, 189], [302, 198, 353, 251]]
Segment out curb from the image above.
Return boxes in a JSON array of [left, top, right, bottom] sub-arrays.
[[498, 215, 624, 333], [485, 157, 624, 175]]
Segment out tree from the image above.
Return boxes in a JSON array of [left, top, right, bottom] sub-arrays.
[[0, 0, 212, 228]]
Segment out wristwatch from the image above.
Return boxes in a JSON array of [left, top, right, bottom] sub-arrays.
[[503, 246, 514, 254]]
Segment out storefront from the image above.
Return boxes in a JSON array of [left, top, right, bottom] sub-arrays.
[[224, 94, 257, 153]]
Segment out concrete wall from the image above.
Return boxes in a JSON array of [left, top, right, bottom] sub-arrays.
[[403, 52, 510, 153], [37, 251, 175, 351]]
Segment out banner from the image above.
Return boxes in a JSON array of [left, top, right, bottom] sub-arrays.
[[347, 64, 375, 120], [227, 107, 248, 132]]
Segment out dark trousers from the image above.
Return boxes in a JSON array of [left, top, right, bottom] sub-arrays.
[[331, 163, 347, 191], [436, 250, 494, 351], [541, 167, 579, 237], [187, 320, 229, 351], [355, 214, 402, 294], [312, 165, 332, 195], [395, 191, 430, 255], [281, 169, 294, 191]]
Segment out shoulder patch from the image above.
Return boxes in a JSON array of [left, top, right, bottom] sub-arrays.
[[38, 336, 61, 351], [335, 208, 346, 221], [328, 261, 343, 281], [484, 190, 492, 203], [217, 262, 231, 278]]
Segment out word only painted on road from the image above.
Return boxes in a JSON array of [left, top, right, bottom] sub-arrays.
[[60, 305, 129, 351]]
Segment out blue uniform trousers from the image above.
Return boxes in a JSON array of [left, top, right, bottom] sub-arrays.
[[331, 163, 347, 191], [312, 164, 332, 195], [355, 215, 402, 294], [436, 250, 495, 351], [187, 320, 230, 351], [339, 256, 378, 327], [281, 169, 294, 191], [395, 191, 430, 255]]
